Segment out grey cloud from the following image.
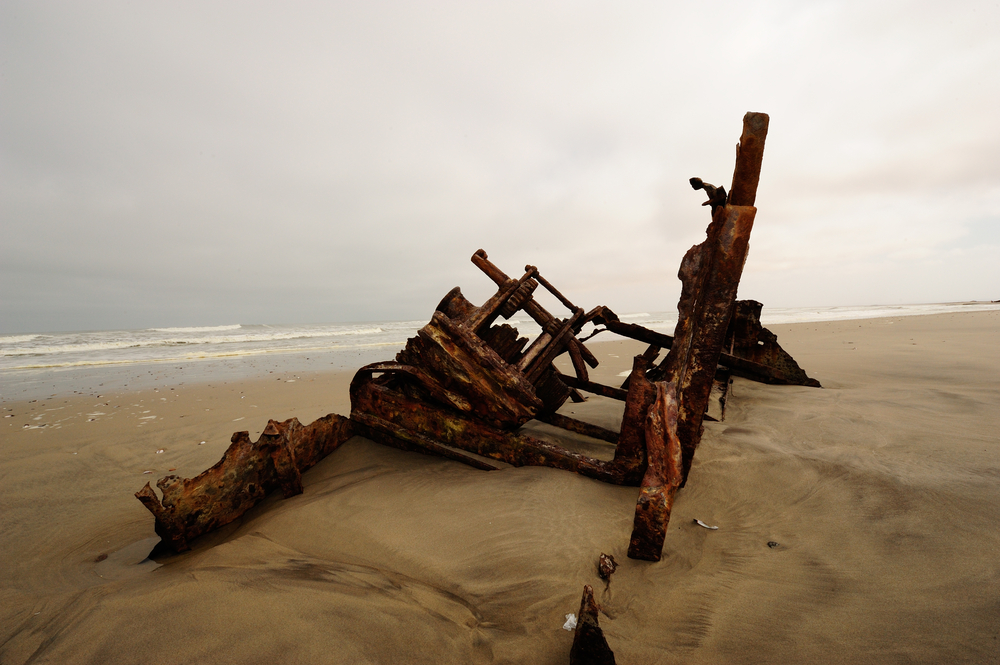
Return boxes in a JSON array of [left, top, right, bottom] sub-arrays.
[[2, 0, 998, 333]]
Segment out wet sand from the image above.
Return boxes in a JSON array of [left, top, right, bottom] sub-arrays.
[[2, 311, 999, 664]]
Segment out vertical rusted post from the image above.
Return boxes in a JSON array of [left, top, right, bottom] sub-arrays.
[[607, 354, 656, 485], [728, 112, 769, 207], [665, 203, 757, 483], [628, 114, 767, 561], [627, 381, 683, 561]]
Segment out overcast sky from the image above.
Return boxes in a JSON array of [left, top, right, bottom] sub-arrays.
[[2, 1, 998, 333]]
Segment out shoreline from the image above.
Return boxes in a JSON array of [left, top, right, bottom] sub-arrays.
[[4, 303, 999, 404]]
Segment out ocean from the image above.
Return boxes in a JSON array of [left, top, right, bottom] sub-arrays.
[[2, 301, 998, 402]]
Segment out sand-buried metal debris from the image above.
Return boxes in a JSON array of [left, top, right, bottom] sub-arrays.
[[570, 584, 616, 665], [135, 112, 819, 569]]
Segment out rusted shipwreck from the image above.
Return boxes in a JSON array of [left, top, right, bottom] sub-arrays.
[[136, 112, 818, 565]]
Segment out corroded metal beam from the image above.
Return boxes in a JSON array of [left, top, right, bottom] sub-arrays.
[[662, 202, 757, 484], [728, 111, 769, 207], [627, 381, 683, 561], [350, 373, 635, 484], [135, 414, 353, 552]]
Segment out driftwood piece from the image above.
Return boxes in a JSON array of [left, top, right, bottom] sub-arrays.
[[570, 585, 616, 665], [135, 414, 353, 552], [627, 382, 683, 561]]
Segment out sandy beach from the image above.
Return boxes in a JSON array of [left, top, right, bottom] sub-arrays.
[[1, 310, 998, 664]]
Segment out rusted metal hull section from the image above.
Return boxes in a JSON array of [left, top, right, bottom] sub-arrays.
[[350, 370, 639, 485], [724, 299, 821, 387], [135, 414, 353, 552]]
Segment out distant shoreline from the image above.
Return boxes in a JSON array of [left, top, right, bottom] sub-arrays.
[[2, 304, 998, 403]]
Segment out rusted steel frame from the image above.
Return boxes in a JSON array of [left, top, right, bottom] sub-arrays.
[[350, 377, 638, 485], [468, 265, 539, 333], [596, 307, 805, 388], [719, 353, 799, 385], [350, 413, 501, 471], [497, 278, 540, 320], [619, 344, 661, 390], [535, 411, 619, 445], [568, 342, 589, 382], [520, 308, 584, 383], [557, 373, 629, 401], [472, 249, 599, 370], [526, 264, 583, 317], [397, 311, 542, 429], [361, 361, 474, 413], [436, 286, 478, 321], [467, 277, 518, 332], [728, 112, 770, 207], [627, 381, 683, 561], [701, 371, 731, 423], [570, 585, 616, 665], [602, 317, 675, 351], [135, 413, 353, 552], [661, 203, 756, 484]]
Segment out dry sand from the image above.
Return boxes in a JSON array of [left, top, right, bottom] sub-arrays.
[[1, 311, 998, 664]]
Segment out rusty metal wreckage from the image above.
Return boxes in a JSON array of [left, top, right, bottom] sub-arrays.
[[135, 112, 819, 663]]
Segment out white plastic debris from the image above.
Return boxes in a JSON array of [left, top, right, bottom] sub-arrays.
[[563, 614, 577, 631], [693, 518, 719, 530]]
